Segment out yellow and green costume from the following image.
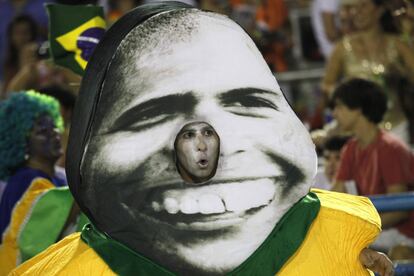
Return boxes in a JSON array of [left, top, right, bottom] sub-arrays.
[[0, 178, 88, 275], [11, 189, 380, 276]]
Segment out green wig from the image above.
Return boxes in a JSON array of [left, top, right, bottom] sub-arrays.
[[0, 90, 64, 181]]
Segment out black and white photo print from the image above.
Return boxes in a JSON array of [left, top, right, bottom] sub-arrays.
[[67, 3, 317, 275]]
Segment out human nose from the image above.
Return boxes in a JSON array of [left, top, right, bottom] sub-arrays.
[[196, 136, 207, 152]]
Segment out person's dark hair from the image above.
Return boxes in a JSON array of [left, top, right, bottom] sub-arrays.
[[324, 135, 350, 152], [38, 85, 76, 111], [373, 0, 399, 33], [0, 91, 63, 180], [332, 78, 387, 124], [4, 15, 39, 77]]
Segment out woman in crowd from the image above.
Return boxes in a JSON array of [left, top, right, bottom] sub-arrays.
[[321, 0, 414, 143], [2, 15, 39, 94], [0, 90, 66, 238], [389, 0, 414, 48], [323, 0, 414, 94]]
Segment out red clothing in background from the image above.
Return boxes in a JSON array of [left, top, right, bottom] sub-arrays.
[[336, 130, 414, 238]]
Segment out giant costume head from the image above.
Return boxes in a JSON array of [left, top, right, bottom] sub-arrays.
[[67, 2, 317, 274]]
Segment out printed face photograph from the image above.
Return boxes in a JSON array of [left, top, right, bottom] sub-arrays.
[[81, 10, 317, 275]]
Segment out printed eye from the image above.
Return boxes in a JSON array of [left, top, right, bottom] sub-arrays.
[[126, 113, 172, 132], [109, 94, 197, 133], [218, 88, 280, 119], [222, 95, 278, 118], [238, 96, 273, 108]]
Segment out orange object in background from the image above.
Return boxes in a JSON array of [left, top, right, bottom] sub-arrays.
[[256, 0, 288, 31], [256, 0, 290, 72]]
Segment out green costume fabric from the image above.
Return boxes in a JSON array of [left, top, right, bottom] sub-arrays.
[[81, 192, 320, 276], [19, 187, 89, 262]]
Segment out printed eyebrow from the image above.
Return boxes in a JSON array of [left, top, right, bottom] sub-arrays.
[[219, 88, 279, 103], [218, 87, 280, 114], [111, 93, 197, 132]]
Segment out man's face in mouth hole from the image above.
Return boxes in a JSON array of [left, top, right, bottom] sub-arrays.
[[81, 11, 317, 275], [175, 121, 220, 184]]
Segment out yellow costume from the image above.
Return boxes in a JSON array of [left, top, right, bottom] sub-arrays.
[[11, 189, 380, 275], [0, 178, 53, 275], [0, 179, 88, 275]]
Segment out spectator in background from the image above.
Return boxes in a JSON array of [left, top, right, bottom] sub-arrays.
[[38, 85, 76, 168], [395, 76, 414, 146], [2, 15, 39, 93], [0, 91, 67, 239], [388, 0, 414, 48], [338, 0, 358, 35], [255, 0, 291, 72], [322, 0, 414, 96], [3, 42, 82, 98], [229, 0, 258, 37], [382, 72, 412, 144], [313, 135, 349, 190], [310, 0, 341, 59], [199, 0, 291, 72], [0, 0, 55, 83], [331, 79, 414, 257]]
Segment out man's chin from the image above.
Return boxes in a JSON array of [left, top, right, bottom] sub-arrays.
[[182, 169, 215, 184]]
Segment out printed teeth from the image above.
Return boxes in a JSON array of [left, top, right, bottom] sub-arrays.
[[164, 198, 180, 214], [150, 179, 275, 215], [179, 196, 199, 214], [198, 194, 225, 214]]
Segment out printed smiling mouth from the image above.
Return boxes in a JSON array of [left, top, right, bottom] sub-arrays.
[[139, 178, 279, 231]]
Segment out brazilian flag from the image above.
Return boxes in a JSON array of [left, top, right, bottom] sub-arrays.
[[46, 4, 106, 75]]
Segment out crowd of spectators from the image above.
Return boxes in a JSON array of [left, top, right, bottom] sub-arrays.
[[312, 0, 414, 262], [0, 0, 413, 272]]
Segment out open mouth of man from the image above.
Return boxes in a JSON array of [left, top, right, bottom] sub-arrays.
[[197, 159, 208, 168], [140, 178, 277, 231]]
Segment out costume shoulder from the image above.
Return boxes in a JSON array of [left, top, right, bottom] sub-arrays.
[[10, 232, 115, 276], [0, 178, 54, 275], [312, 188, 381, 229], [279, 189, 380, 275]]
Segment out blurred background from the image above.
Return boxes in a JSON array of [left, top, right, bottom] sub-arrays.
[[1, 0, 413, 138]]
